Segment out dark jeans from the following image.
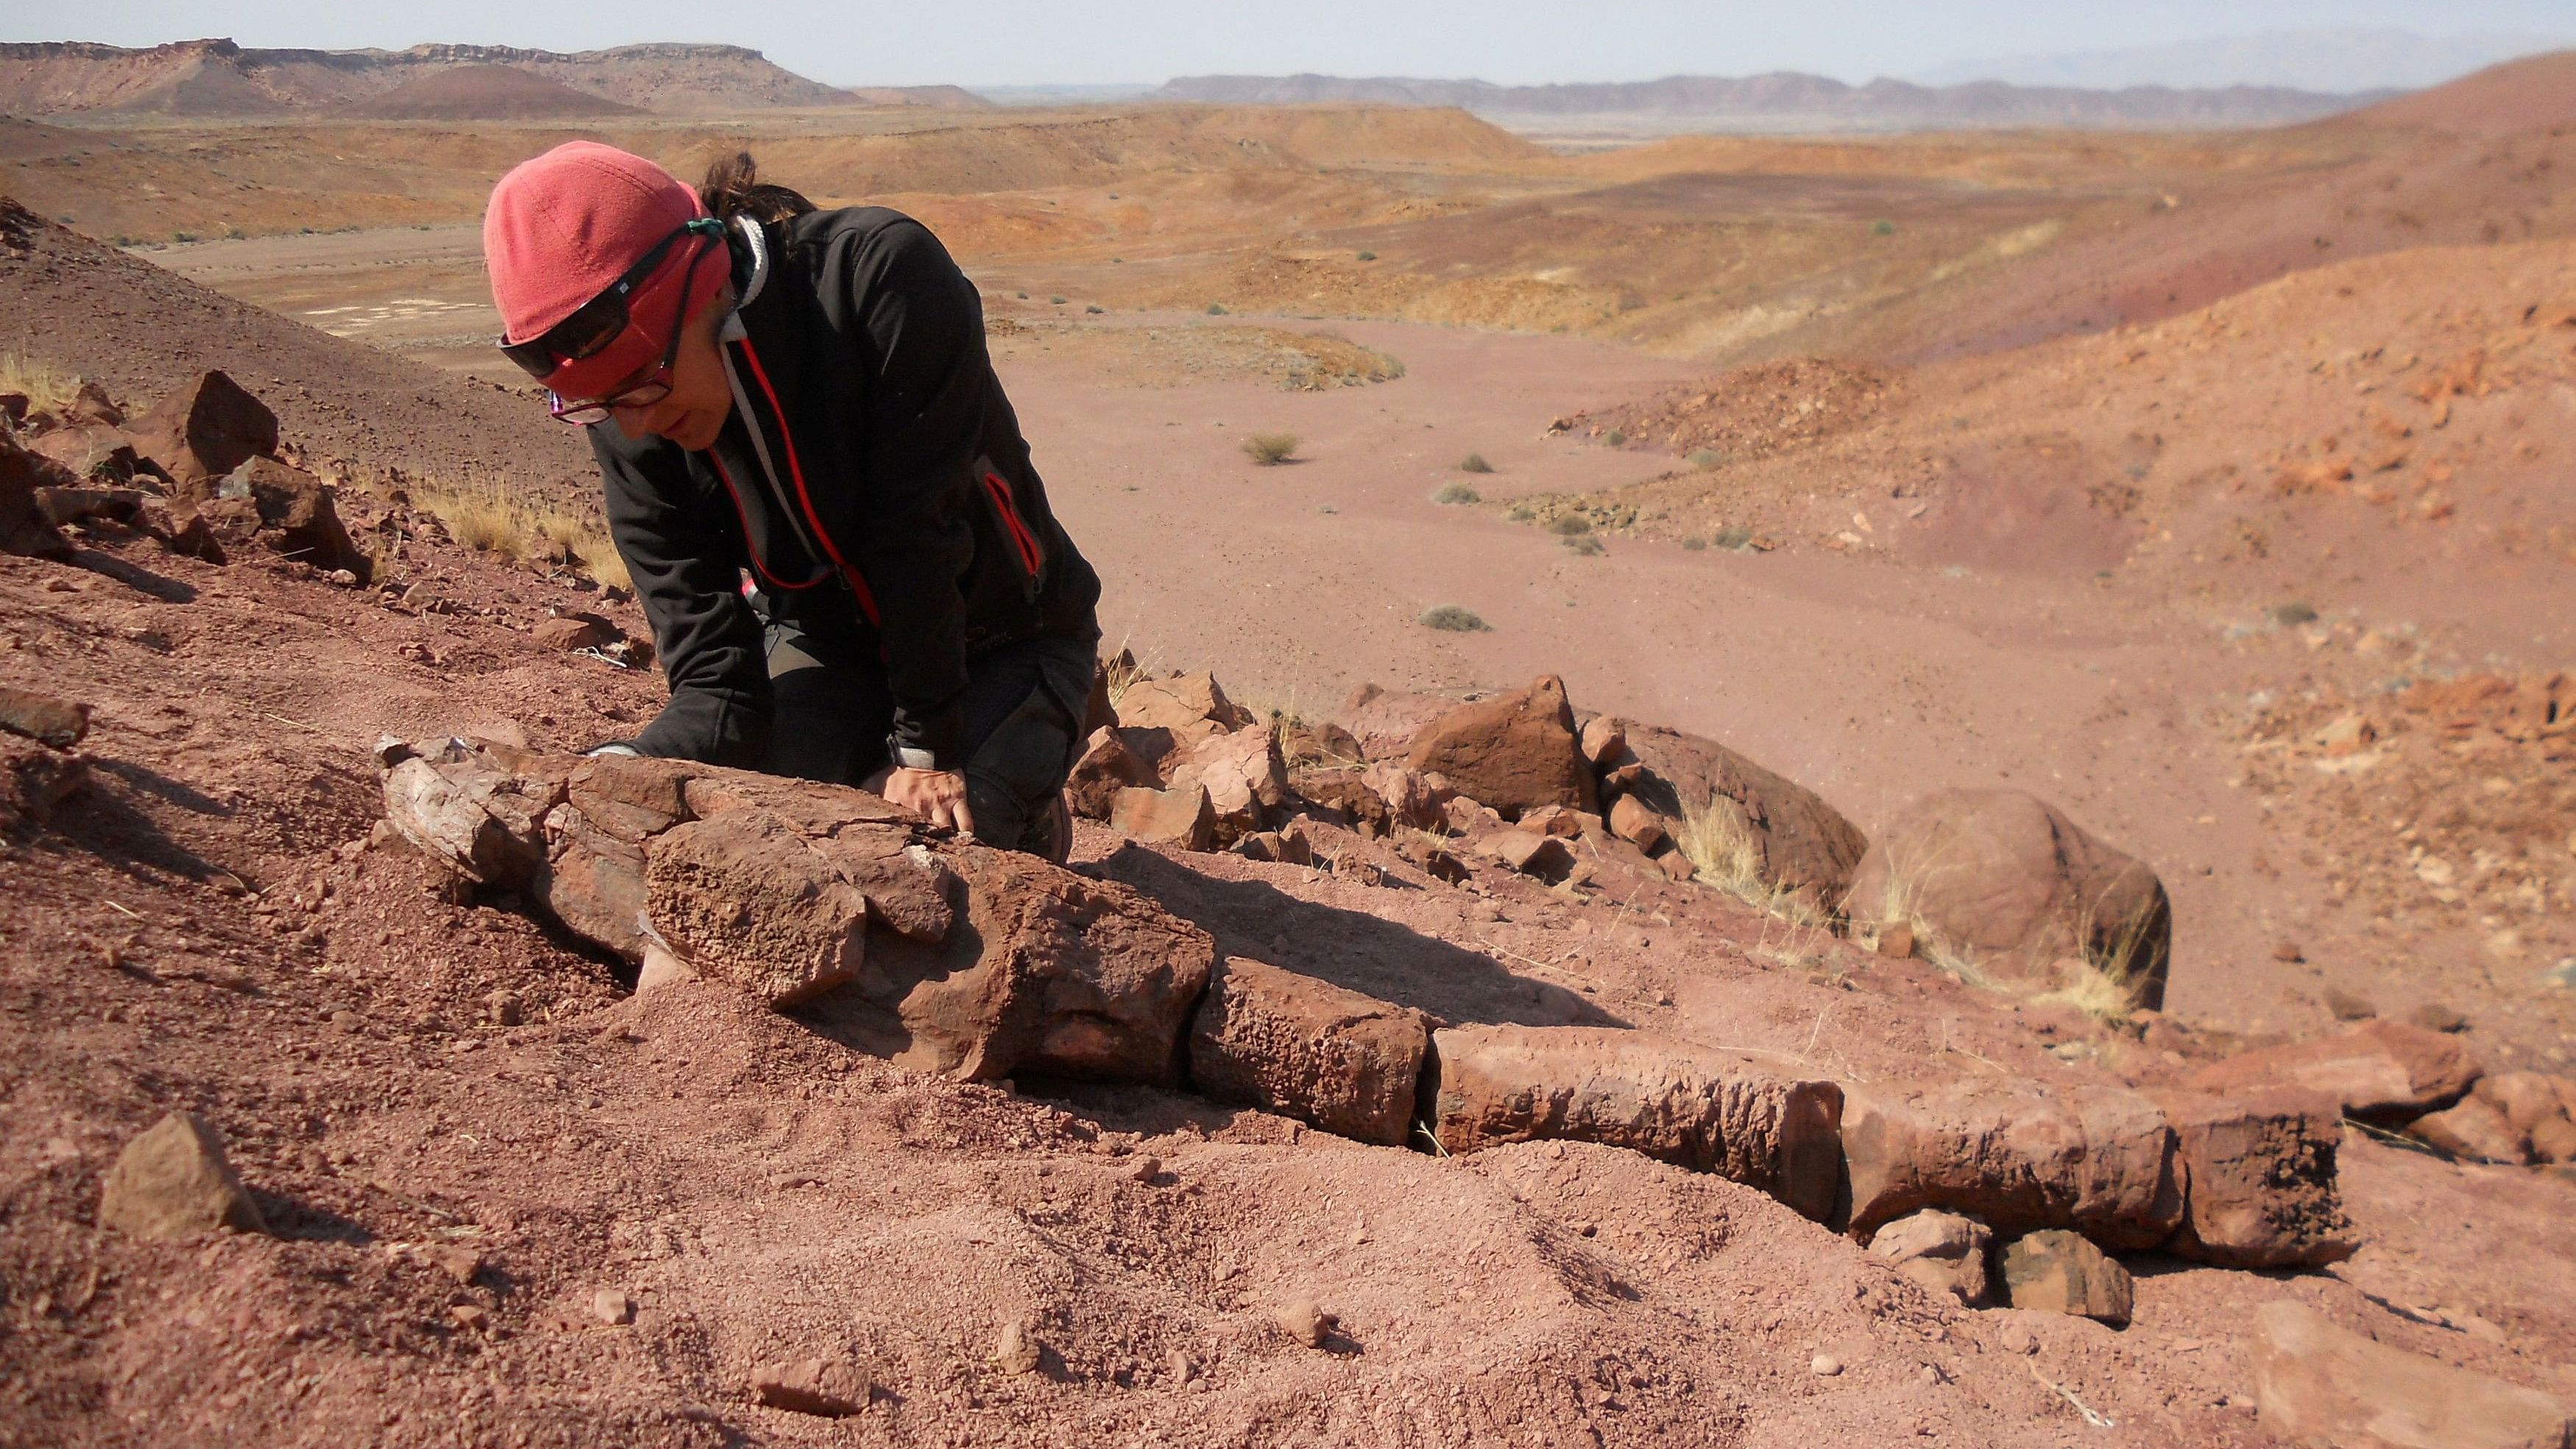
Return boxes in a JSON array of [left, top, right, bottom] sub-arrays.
[[763, 626, 1094, 855]]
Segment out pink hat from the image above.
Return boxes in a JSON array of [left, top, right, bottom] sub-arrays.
[[483, 141, 724, 399]]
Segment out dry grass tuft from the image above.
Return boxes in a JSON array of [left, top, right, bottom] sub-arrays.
[[410, 475, 629, 592], [1418, 605, 1490, 632], [0, 351, 83, 414], [1458, 453, 1493, 474], [1432, 481, 1481, 506], [1242, 432, 1301, 466], [1676, 795, 1829, 929]]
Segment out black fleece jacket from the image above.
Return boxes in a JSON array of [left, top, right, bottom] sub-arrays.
[[591, 207, 1100, 770]]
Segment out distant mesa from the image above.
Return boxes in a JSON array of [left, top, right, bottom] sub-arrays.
[[0, 38, 983, 118], [344, 65, 643, 121]]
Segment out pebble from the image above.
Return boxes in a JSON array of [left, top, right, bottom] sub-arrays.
[[1129, 1155, 1161, 1185], [1275, 1297, 1334, 1348], [992, 1317, 1043, 1374], [1996, 1321, 2037, 1356], [1810, 1353, 1843, 1378], [590, 1289, 633, 1326]]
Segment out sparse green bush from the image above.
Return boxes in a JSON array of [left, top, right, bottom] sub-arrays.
[[1458, 453, 1493, 474], [1049, 295, 1067, 305], [1713, 525, 1755, 550], [1872, 219, 1896, 237], [1356, 250, 1376, 261], [1016, 291, 1029, 299], [1681, 536, 1708, 551], [1546, 514, 1592, 536], [1419, 606, 1489, 632], [1432, 481, 1481, 506], [1687, 448, 1723, 470], [2270, 602, 2319, 627], [1206, 302, 1229, 315], [1604, 428, 1626, 446], [224, 226, 245, 240], [1563, 534, 1604, 556], [1504, 502, 1536, 521], [1084, 304, 1105, 314], [1242, 432, 1300, 466], [171, 231, 196, 243]]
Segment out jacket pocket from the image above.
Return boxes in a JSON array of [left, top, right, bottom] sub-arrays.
[[972, 454, 1047, 601]]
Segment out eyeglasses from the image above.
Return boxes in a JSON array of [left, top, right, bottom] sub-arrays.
[[538, 223, 723, 427], [497, 215, 722, 382]]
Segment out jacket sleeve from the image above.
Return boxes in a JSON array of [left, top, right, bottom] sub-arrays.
[[833, 219, 986, 770], [593, 429, 774, 768]]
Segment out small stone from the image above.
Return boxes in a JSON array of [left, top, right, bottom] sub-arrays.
[[992, 1317, 1043, 1374], [1129, 1155, 1161, 1185], [330, 1009, 362, 1034], [1875, 921, 1917, 959], [590, 1288, 634, 1326], [449, 1303, 489, 1330], [1811, 1353, 1843, 1378], [2322, 988, 2375, 1022], [0, 684, 91, 749], [97, 1111, 269, 1240], [1657, 851, 1696, 882], [1275, 1296, 1334, 1348], [1999, 1230, 2132, 1326], [2408, 1002, 2469, 1033], [1996, 1321, 2037, 1356], [2273, 940, 2304, 963], [430, 1246, 483, 1283], [486, 990, 523, 1027]]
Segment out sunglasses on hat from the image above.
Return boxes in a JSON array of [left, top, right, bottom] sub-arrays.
[[496, 217, 723, 422]]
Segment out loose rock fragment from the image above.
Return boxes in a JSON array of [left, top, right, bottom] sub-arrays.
[[2251, 1299, 2576, 1449], [1405, 674, 1598, 816], [1999, 1230, 2132, 1326], [2156, 1091, 2355, 1269], [1607, 794, 1668, 853], [590, 1289, 634, 1326], [1066, 726, 1150, 819], [1485, 829, 1574, 882], [2407, 1095, 2530, 1164], [1110, 783, 1217, 851], [0, 684, 91, 749], [1275, 1297, 1334, 1348], [1866, 1208, 1995, 1306], [2186, 1019, 2482, 1124], [1809, 1353, 1843, 1378], [97, 1111, 269, 1240], [126, 369, 278, 483], [1841, 1078, 2183, 1248], [750, 1357, 876, 1417]]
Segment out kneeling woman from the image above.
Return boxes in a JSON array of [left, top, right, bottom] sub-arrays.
[[483, 144, 1100, 857]]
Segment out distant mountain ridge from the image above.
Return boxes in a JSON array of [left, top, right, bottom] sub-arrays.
[[0, 38, 987, 117], [1151, 71, 2386, 132], [1916, 26, 2575, 93]]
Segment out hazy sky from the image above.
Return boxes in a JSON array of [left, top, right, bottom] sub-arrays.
[[6, 1, 2572, 88]]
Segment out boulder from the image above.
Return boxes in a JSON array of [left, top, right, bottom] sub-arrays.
[[1406, 676, 1598, 818], [1110, 784, 1217, 851], [2156, 1091, 2355, 1269], [97, 1111, 269, 1240], [643, 809, 877, 1008], [1841, 789, 2169, 1009], [1066, 727, 1150, 820], [1866, 1208, 1995, 1306], [1189, 957, 1431, 1146], [2184, 1020, 2482, 1125], [0, 684, 89, 750], [2407, 1096, 2530, 1165], [0, 431, 74, 559], [125, 369, 278, 483], [1841, 1078, 2184, 1249], [1337, 684, 1458, 761], [1167, 723, 1287, 843], [1610, 720, 1868, 904], [2251, 1299, 2576, 1449], [1428, 1024, 1846, 1221], [0, 732, 88, 832], [1998, 1230, 2132, 1326]]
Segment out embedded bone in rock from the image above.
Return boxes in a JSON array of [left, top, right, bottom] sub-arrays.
[[1840, 1077, 2184, 1249], [2154, 1091, 2357, 1269], [1429, 1024, 1846, 1222], [379, 737, 564, 887], [643, 807, 874, 1008], [1189, 956, 1431, 1146], [811, 846, 1216, 1086]]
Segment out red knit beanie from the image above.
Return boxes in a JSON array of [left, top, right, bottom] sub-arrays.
[[483, 141, 724, 399]]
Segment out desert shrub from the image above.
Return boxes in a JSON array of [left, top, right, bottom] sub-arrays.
[[2270, 602, 2319, 626], [1241, 432, 1300, 466], [1712, 525, 1755, 551], [1604, 428, 1626, 446], [1432, 481, 1481, 505], [1206, 302, 1229, 315], [1048, 295, 1066, 305], [1356, 250, 1376, 261], [1084, 304, 1105, 314], [1419, 606, 1489, 632], [1458, 453, 1493, 474], [171, 231, 196, 243], [0, 351, 82, 414], [414, 478, 629, 591], [1563, 534, 1604, 556], [1677, 796, 1829, 928], [1681, 536, 1708, 551], [1687, 448, 1723, 470], [1546, 514, 1592, 536], [1016, 291, 1029, 299], [1872, 219, 1896, 237]]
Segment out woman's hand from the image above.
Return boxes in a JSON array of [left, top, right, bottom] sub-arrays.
[[869, 765, 976, 837]]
